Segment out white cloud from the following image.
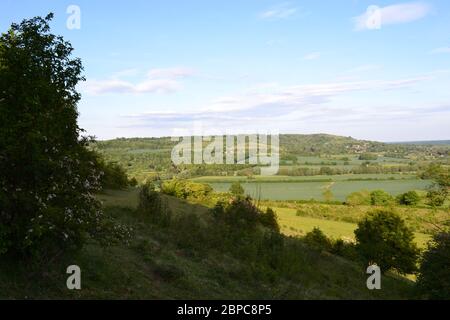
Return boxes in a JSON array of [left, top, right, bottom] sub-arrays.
[[259, 3, 298, 20], [83, 79, 181, 95], [303, 52, 321, 60], [83, 67, 195, 95], [354, 2, 431, 31], [123, 76, 432, 128]]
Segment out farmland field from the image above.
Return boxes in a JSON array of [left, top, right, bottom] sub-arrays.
[[274, 207, 431, 248], [197, 177, 432, 201], [191, 173, 418, 183]]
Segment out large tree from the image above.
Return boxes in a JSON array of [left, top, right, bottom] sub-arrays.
[[0, 14, 127, 261], [354, 210, 419, 274]]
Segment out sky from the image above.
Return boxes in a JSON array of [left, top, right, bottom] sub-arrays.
[[1, 0, 450, 142]]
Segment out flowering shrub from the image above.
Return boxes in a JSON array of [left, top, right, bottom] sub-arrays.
[[0, 14, 130, 261]]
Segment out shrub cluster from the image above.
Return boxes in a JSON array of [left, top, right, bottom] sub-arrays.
[[346, 189, 421, 207]]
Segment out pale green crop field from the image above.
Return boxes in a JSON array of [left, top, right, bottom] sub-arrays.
[[274, 207, 431, 248], [192, 173, 417, 183], [203, 179, 431, 201]]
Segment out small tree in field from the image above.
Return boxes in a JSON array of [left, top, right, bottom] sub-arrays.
[[354, 210, 419, 274], [397, 191, 421, 206], [0, 15, 129, 261]]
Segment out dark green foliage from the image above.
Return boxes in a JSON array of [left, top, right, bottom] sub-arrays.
[[212, 197, 280, 233], [138, 183, 171, 226], [416, 232, 450, 300], [370, 190, 395, 206], [354, 210, 420, 274], [304, 228, 332, 251], [0, 15, 128, 261], [88, 150, 135, 190], [303, 228, 358, 260], [359, 153, 378, 161], [229, 181, 245, 197], [99, 161, 132, 190], [260, 208, 280, 232], [129, 177, 138, 187], [426, 190, 446, 207], [171, 213, 206, 251], [330, 239, 358, 260], [397, 191, 421, 206]]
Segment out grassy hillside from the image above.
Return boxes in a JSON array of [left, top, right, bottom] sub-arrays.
[[0, 189, 415, 299]]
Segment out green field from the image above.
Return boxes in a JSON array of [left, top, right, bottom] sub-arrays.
[[191, 173, 418, 183], [198, 177, 431, 201], [274, 207, 431, 248]]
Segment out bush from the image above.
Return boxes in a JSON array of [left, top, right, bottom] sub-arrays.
[[354, 210, 419, 274], [330, 239, 358, 260], [304, 228, 332, 251], [397, 191, 420, 206], [426, 190, 446, 207], [99, 160, 132, 190], [260, 208, 280, 233], [359, 153, 378, 161], [346, 190, 371, 206], [370, 190, 395, 206], [211, 197, 280, 232], [303, 228, 358, 260], [161, 179, 213, 201], [416, 232, 450, 299], [138, 183, 171, 226], [229, 181, 245, 197]]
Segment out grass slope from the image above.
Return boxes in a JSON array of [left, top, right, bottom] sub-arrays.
[[0, 189, 415, 299]]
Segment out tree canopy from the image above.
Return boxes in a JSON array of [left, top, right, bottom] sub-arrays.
[[0, 14, 128, 261]]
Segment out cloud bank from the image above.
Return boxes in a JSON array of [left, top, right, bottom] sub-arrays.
[[82, 67, 195, 95]]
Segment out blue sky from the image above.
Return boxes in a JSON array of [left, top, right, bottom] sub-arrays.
[[1, 0, 450, 141]]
